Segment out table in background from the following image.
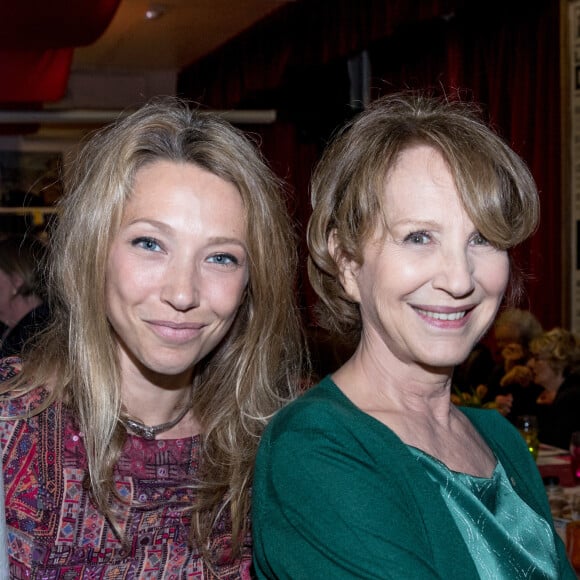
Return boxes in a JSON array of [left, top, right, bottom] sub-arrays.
[[538, 444, 576, 487], [537, 443, 580, 576]]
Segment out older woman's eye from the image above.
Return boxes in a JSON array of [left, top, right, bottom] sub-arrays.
[[470, 232, 490, 246], [404, 231, 430, 244]]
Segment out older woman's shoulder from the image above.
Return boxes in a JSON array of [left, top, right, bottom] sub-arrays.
[[460, 406, 525, 452]]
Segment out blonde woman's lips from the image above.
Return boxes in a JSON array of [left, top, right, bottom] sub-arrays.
[[147, 320, 205, 342]]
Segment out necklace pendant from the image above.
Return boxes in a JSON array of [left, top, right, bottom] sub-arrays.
[[142, 427, 156, 440], [123, 401, 191, 440]]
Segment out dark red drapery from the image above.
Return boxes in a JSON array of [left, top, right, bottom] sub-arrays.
[[0, 0, 121, 104], [178, 0, 564, 329], [367, 1, 562, 328]]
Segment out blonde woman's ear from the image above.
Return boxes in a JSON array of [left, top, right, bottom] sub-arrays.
[[327, 229, 361, 303]]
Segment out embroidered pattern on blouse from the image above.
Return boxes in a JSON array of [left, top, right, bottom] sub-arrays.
[[0, 358, 251, 579]]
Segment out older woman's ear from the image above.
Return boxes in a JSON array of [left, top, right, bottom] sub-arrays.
[[328, 229, 361, 303]]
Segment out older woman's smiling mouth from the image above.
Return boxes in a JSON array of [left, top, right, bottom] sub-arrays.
[[413, 307, 470, 321]]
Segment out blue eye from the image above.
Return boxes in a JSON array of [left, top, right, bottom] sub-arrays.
[[133, 237, 162, 252], [470, 233, 490, 246], [404, 231, 430, 244], [208, 253, 238, 265]]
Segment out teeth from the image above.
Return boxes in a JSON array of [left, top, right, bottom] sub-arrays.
[[417, 309, 466, 321]]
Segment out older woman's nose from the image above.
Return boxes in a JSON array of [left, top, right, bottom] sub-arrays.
[[432, 248, 475, 298]]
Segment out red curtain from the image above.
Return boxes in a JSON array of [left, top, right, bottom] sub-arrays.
[[0, 50, 73, 103], [178, 0, 563, 329], [368, 1, 561, 328], [0, 0, 121, 49], [179, 0, 465, 110], [0, 0, 122, 104]]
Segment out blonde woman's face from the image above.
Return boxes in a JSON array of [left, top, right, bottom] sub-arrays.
[[339, 144, 509, 371], [105, 160, 249, 383]]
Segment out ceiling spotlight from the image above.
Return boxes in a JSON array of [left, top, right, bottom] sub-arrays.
[[145, 4, 167, 20]]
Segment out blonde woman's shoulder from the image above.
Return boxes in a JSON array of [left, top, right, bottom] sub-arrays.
[[0, 357, 22, 383], [0, 357, 50, 419]]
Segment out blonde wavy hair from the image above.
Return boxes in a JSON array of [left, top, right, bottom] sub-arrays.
[[530, 328, 580, 377], [2, 97, 304, 564], [307, 91, 540, 342]]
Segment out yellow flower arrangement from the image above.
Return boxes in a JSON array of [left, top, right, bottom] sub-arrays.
[[451, 384, 497, 409]]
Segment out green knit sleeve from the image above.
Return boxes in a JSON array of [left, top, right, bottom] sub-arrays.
[[252, 390, 465, 579]]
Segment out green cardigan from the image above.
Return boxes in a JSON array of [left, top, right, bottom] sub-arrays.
[[252, 376, 575, 579]]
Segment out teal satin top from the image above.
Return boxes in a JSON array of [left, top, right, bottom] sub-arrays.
[[410, 448, 559, 579]]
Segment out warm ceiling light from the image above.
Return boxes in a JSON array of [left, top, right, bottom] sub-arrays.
[[145, 4, 167, 20]]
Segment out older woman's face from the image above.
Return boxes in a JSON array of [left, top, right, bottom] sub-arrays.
[[340, 144, 509, 370], [106, 160, 249, 382]]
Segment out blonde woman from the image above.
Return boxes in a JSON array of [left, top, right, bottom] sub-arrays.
[[0, 98, 304, 577]]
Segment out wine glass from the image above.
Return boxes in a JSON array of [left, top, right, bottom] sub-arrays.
[[516, 415, 539, 460]]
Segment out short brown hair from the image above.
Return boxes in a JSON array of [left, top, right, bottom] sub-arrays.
[[307, 91, 539, 341]]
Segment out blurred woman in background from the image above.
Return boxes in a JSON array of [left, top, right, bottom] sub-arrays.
[[528, 327, 580, 450], [0, 234, 50, 358]]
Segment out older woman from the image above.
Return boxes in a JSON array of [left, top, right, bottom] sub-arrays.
[[252, 93, 574, 578], [0, 98, 304, 577]]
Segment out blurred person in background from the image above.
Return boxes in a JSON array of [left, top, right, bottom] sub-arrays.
[[453, 307, 544, 419], [0, 234, 50, 358], [527, 327, 580, 450], [492, 307, 544, 385], [486, 308, 544, 419]]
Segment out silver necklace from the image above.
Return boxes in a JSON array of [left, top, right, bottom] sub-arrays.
[[124, 403, 190, 440]]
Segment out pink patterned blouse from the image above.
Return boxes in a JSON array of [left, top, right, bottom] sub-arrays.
[[0, 358, 252, 579]]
